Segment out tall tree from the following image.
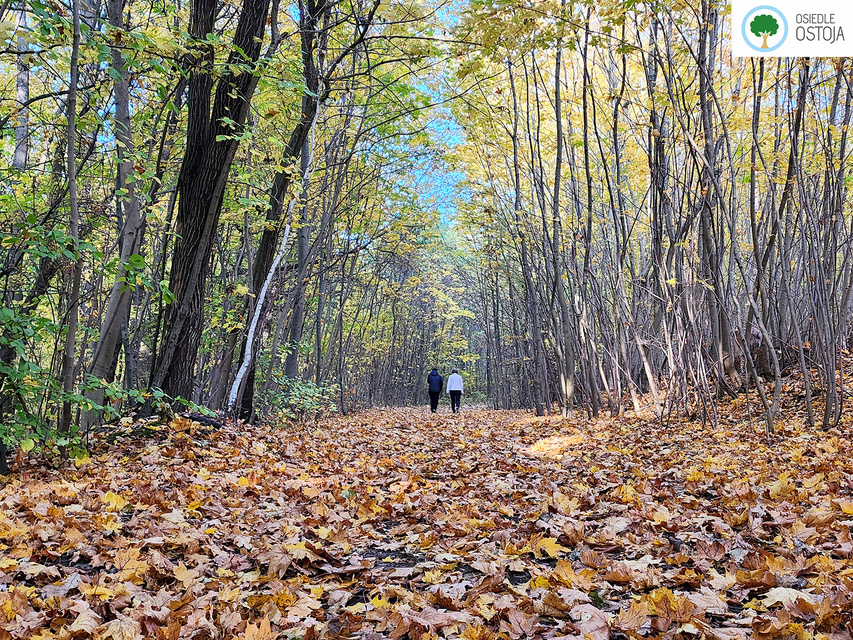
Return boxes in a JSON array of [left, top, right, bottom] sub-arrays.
[[148, 0, 272, 401]]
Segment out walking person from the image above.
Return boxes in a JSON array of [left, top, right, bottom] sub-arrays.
[[427, 368, 443, 413], [447, 368, 463, 413]]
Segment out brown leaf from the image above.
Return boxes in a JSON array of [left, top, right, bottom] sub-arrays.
[[501, 607, 538, 639], [532, 588, 591, 617], [612, 601, 649, 632], [99, 616, 143, 640], [570, 603, 610, 640], [114, 547, 148, 583], [41, 572, 80, 598], [644, 587, 695, 624], [687, 586, 728, 616], [465, 568, 506, 604], [68, 604, 102, 634], [173, 562, 199, 588]]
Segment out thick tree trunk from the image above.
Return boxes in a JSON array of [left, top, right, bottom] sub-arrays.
[[149, 0, 271, 401]]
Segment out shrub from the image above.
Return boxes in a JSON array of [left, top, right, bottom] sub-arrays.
[[257, 376, 339, 425]]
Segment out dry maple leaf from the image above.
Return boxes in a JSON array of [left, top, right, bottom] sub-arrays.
[[41, 572, 80, 598], [751, 609, 810, 640], [98, 616, 143, 640], [687, 586, 728, 615], [173, 562, 199, 588], [569, 603, 610, 640], [532, 536, 568, 559], [113, 547, 148, 583], [531, 587, 591, 617], [762, 587, 818, 609], [240, 617, 279, 640], [102, 491, 127, 512], [67, 603, 102, 634], [612, 600, 649, 632], [644, 587, 695, 624], [500, 607, 539, 639]]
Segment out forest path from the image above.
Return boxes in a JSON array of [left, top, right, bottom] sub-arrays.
[[3, 408, 852, 638]]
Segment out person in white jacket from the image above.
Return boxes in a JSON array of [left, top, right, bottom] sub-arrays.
[[446, 369, 463, 413]]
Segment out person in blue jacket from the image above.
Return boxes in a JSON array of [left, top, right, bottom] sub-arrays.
[[427, 368, 443, 413]]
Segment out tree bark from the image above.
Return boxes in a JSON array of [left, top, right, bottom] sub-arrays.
[[58, 0, 82, 438], [82, 0, 144, 430], [13, 8, 28, 170], [149, 0, 271, 401]]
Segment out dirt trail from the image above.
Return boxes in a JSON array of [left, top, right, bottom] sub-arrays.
[[1, 407, 852, 639]]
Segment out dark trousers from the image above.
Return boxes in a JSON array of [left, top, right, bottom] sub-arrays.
[[429, 391, 440, 412], [449, 390, 461, 413]]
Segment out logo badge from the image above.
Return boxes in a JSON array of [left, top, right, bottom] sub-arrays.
[[742, 6, 789, 52]]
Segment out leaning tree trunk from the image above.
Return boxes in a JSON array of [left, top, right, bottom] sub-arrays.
[[551, 7, 575, 417], [237, 0, 378, 419], [148, 0, 271, 402]]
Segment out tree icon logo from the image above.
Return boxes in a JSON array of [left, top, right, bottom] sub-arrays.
[[751, 14, 779, 48], [742, 6, 788, 53]]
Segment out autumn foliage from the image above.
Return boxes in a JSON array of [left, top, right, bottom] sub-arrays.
[[2, 406, 853, 639]]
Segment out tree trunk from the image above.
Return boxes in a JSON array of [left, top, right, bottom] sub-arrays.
[[82, 0, 144, 430], [149, 0, 271, 401], [552, 11, 575, 417], [13, 8, 28, 170], [284, 137, 312, 379], [59, 0, 82, 438]]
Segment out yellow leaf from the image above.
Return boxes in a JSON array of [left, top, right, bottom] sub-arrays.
[[0, 558, 18, 571], [113, 547, 147, 583], [834, 497, 853, 515], [218, 586, 242, 603], [770, 473, 794, 500], [102, 491, 127, 512], [534, 537, 568, 559], [316, 526, 331, 539], [240, 617, 278, 640], [423, 569, 444, 584], [173, 562, 200, 588], [803, 473, 824, 489], [78, 582, 116, 601], [530, 575, 550, 589]]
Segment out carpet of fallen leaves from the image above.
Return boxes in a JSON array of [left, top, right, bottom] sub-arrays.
[[3, 404, 853, 640]]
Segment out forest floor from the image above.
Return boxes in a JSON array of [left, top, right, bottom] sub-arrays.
[[2, 398, 853, 640]]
